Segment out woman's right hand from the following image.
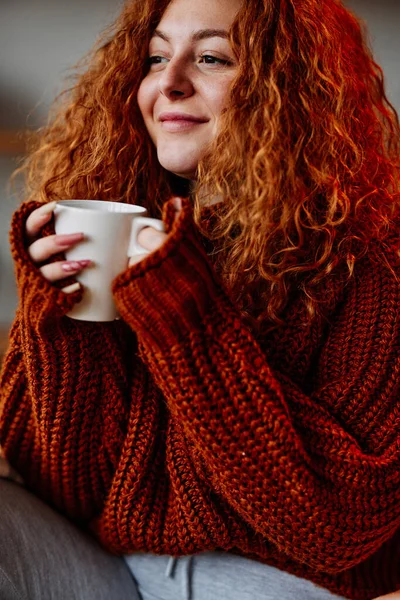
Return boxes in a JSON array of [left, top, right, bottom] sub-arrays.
[[25, 201, 91, 293]]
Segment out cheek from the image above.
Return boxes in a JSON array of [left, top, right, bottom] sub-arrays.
[[137, 80, 158, 145], [137, 78, 153, 120], [204, 79, 235, 118]]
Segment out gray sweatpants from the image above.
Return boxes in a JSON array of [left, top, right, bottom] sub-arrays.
[[0, 478, 345, 600]]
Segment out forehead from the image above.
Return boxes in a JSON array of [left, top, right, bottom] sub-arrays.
[[156, 0, 242, 34]]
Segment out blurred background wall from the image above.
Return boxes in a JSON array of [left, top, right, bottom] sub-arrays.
[[0, 0, 399, 332]]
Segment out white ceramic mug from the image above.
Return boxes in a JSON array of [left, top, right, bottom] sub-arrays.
[[54, 199, 165, 322]]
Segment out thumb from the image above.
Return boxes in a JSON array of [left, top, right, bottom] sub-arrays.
[[172, 196, 183, 213]]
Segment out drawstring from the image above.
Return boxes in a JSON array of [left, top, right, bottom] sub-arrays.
[[165, 556, 177, 578], [164, 555, 194, 600], [181, 555, 194, 600]]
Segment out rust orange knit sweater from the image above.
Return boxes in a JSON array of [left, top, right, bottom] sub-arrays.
[[0, 197, 399, 600]]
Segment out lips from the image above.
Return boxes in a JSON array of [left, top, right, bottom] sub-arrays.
[[158, 112, 209, 133], [160, 119, 207, 132], [158, 112, 208, 123]]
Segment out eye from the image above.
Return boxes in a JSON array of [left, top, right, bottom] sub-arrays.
[[148, 56, 168, 65], [147, 54, 233, 67], [199, 54, 233, 66]]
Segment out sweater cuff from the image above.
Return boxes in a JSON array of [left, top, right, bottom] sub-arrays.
[[112, 198, 227, 351], [10, 201, 83, 323]]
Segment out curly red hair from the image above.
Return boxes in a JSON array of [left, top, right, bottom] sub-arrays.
[[15, 0, 400, 333]]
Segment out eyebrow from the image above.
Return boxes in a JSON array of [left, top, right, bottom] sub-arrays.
[[152, 28, 229, 43]]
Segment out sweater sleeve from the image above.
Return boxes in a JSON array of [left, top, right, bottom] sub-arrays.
[[0, 201, 145, 523], [111, 197, 400, 574]]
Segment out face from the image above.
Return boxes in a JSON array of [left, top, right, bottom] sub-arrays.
[[137, 0, 242, 180]]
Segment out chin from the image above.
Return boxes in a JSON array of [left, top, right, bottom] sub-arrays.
[[158, 156, 198, 180], [170, 170, 197, 180], [156, 138, 204, 177]]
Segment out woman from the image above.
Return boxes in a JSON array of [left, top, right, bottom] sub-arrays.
[[0, 0, 399, 598]]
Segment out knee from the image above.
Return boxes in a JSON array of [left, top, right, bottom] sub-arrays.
[[0, 479, 29, 546], [0, 478, 67, 554], [0, 479, 46, 558], [0, 479, 34, 599]]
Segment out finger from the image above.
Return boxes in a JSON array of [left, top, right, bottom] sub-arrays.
[[61, 282, 81, 294], [25, 201, 57, 243], [136, 227, 168, 252], [172, 197, 182, 211], [128, 254, 148, 267], [28, 232, 84, 264], [39, 260, 92, 283]]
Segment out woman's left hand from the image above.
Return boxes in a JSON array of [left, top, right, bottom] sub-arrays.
[[128, 197, 182, 267], [372, 592, 400, 599]]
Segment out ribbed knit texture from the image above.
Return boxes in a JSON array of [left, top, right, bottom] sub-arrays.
[[1, 197, 399, 600]]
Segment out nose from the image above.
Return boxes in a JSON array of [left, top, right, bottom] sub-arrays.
[[158, 58, 194, 100]]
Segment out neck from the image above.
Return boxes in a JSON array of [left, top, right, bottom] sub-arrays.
[[194, 183, 224, 207]]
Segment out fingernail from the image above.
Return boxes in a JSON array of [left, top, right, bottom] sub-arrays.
[[56, 233, 84, 246], [62, 260, 91, 272], [62, 282, 81, 294], [39, 201, 57, 215]]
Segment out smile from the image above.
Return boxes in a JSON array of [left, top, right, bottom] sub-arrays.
[[160, 120, 207, 132]]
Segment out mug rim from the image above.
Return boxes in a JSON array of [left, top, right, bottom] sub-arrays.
[[55, 200, 147, 214]]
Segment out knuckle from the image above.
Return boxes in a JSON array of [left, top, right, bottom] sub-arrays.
[[27, 239, 40, 261], [25, 213, 34, 230], [138, 228, 166, 249], [26, 208, 45, 234], [129, 254, 147, 266], [39, 263, 55, 281], [137, 227, 150, 241], [25, 217, 37, 238], [39, 261, 65, 283], [28, 237, 42, 257], [26, 203, 55, 239], [28, 235, 54, 262]]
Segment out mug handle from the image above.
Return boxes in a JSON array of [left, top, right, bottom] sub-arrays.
[[128, 217, 166, 257]]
